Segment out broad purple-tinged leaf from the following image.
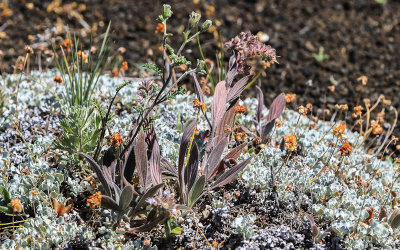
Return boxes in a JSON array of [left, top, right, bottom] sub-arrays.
[[214, 101, 236, 145], [389, 209, 400, 228], [261, 120, 275, 143], [102, 147, 115, 167], [178, 121, 197, 173], [211, 81, 228, 128], [132, 183, 164, 214], [226, 74, 252, 103], [240, 125, 257, 138], [123, 140, 136, 184], [178, 120, 197, 197], [191, 73, 205, 104], [135, 130, 148, 189], [185, 142, 199, 195], [256, 86, 264, 133], [150, 140, 162, 186], [119, 186, 134, 211], [127, 210, 169, 233], [145, 125, 156, 153], [102, 164, 113, 188], [266, 93, 286, 123], [225, 55, 237, 88], [205, 137, 228, 179], [209, 143, 246, 178], [160, 157, 178, 178], [119, 161, 138, 195], [210, 156, 254, 189], [79, 152, 112, 196], [102, 160, 117, 187], [189, 175, 206, 207], [101, 195, 119, 211], [305, 214, 319, 240], [112, 183, 121, 203]]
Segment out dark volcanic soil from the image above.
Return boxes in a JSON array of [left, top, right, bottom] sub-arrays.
[[1, 0, 399, 150]]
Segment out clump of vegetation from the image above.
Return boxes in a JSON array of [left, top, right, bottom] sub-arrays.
[[313, 46, 330, 62]]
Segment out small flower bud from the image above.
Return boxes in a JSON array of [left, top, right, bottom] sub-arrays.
[[12, 120, 19, 129], [201, 20, 212, 32], [162, 4, 173, 20], [197, 59, 205, 70], [189, 11, 201, 29]]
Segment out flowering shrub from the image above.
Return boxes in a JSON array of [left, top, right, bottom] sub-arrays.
[[225, 31, 277, 75]]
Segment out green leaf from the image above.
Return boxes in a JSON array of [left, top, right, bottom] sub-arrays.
[[116, 81, 133, 92], [0, 205, 12, 214], [189, 175, 205, 207], [171, 227, 183, 235], [0, 186, 11, 204], [165, 44, 174, 55], [143, 63, 162, 77], [176, 113, 182, 131], [119, 186, 134, 211]]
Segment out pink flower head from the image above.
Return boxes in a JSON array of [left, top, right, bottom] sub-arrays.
[[225, 32, 277, 75]]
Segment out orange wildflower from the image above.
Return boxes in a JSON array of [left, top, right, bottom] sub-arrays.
[[193, 98, 201, 108], [112, 133, 123, 147], [298, 105, 307, 116], [54, 76, 63, 83], [285, 93, 296, 103], [156, 23, 164, 33], [62, 38, 72, 49], [371, 121, 383, 135], [77, 50, 88, 63], [306, 103, 313, 113], [10, 198, 22, 213], [336, 104, 348, 111], [284, 135, 297, 151], [122, 61, 128, 71], [339, 142, 352, 156], [25, 45, 34, 54], [234, 105, 246, 114], [235, 132, 246, 142], [333, 121, 346, 139], [352, 105, 363, 118], [364, 207, 374, 225], [16, 63, 24, 71], [275, 118, 282, 128], [87, 192, 102, 209], [82, 54, 88, 63], [193, 98, 206, 112], [52, 198, 73, 217], [357, 75, 368, 86], [111, 67, 119, 77]]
